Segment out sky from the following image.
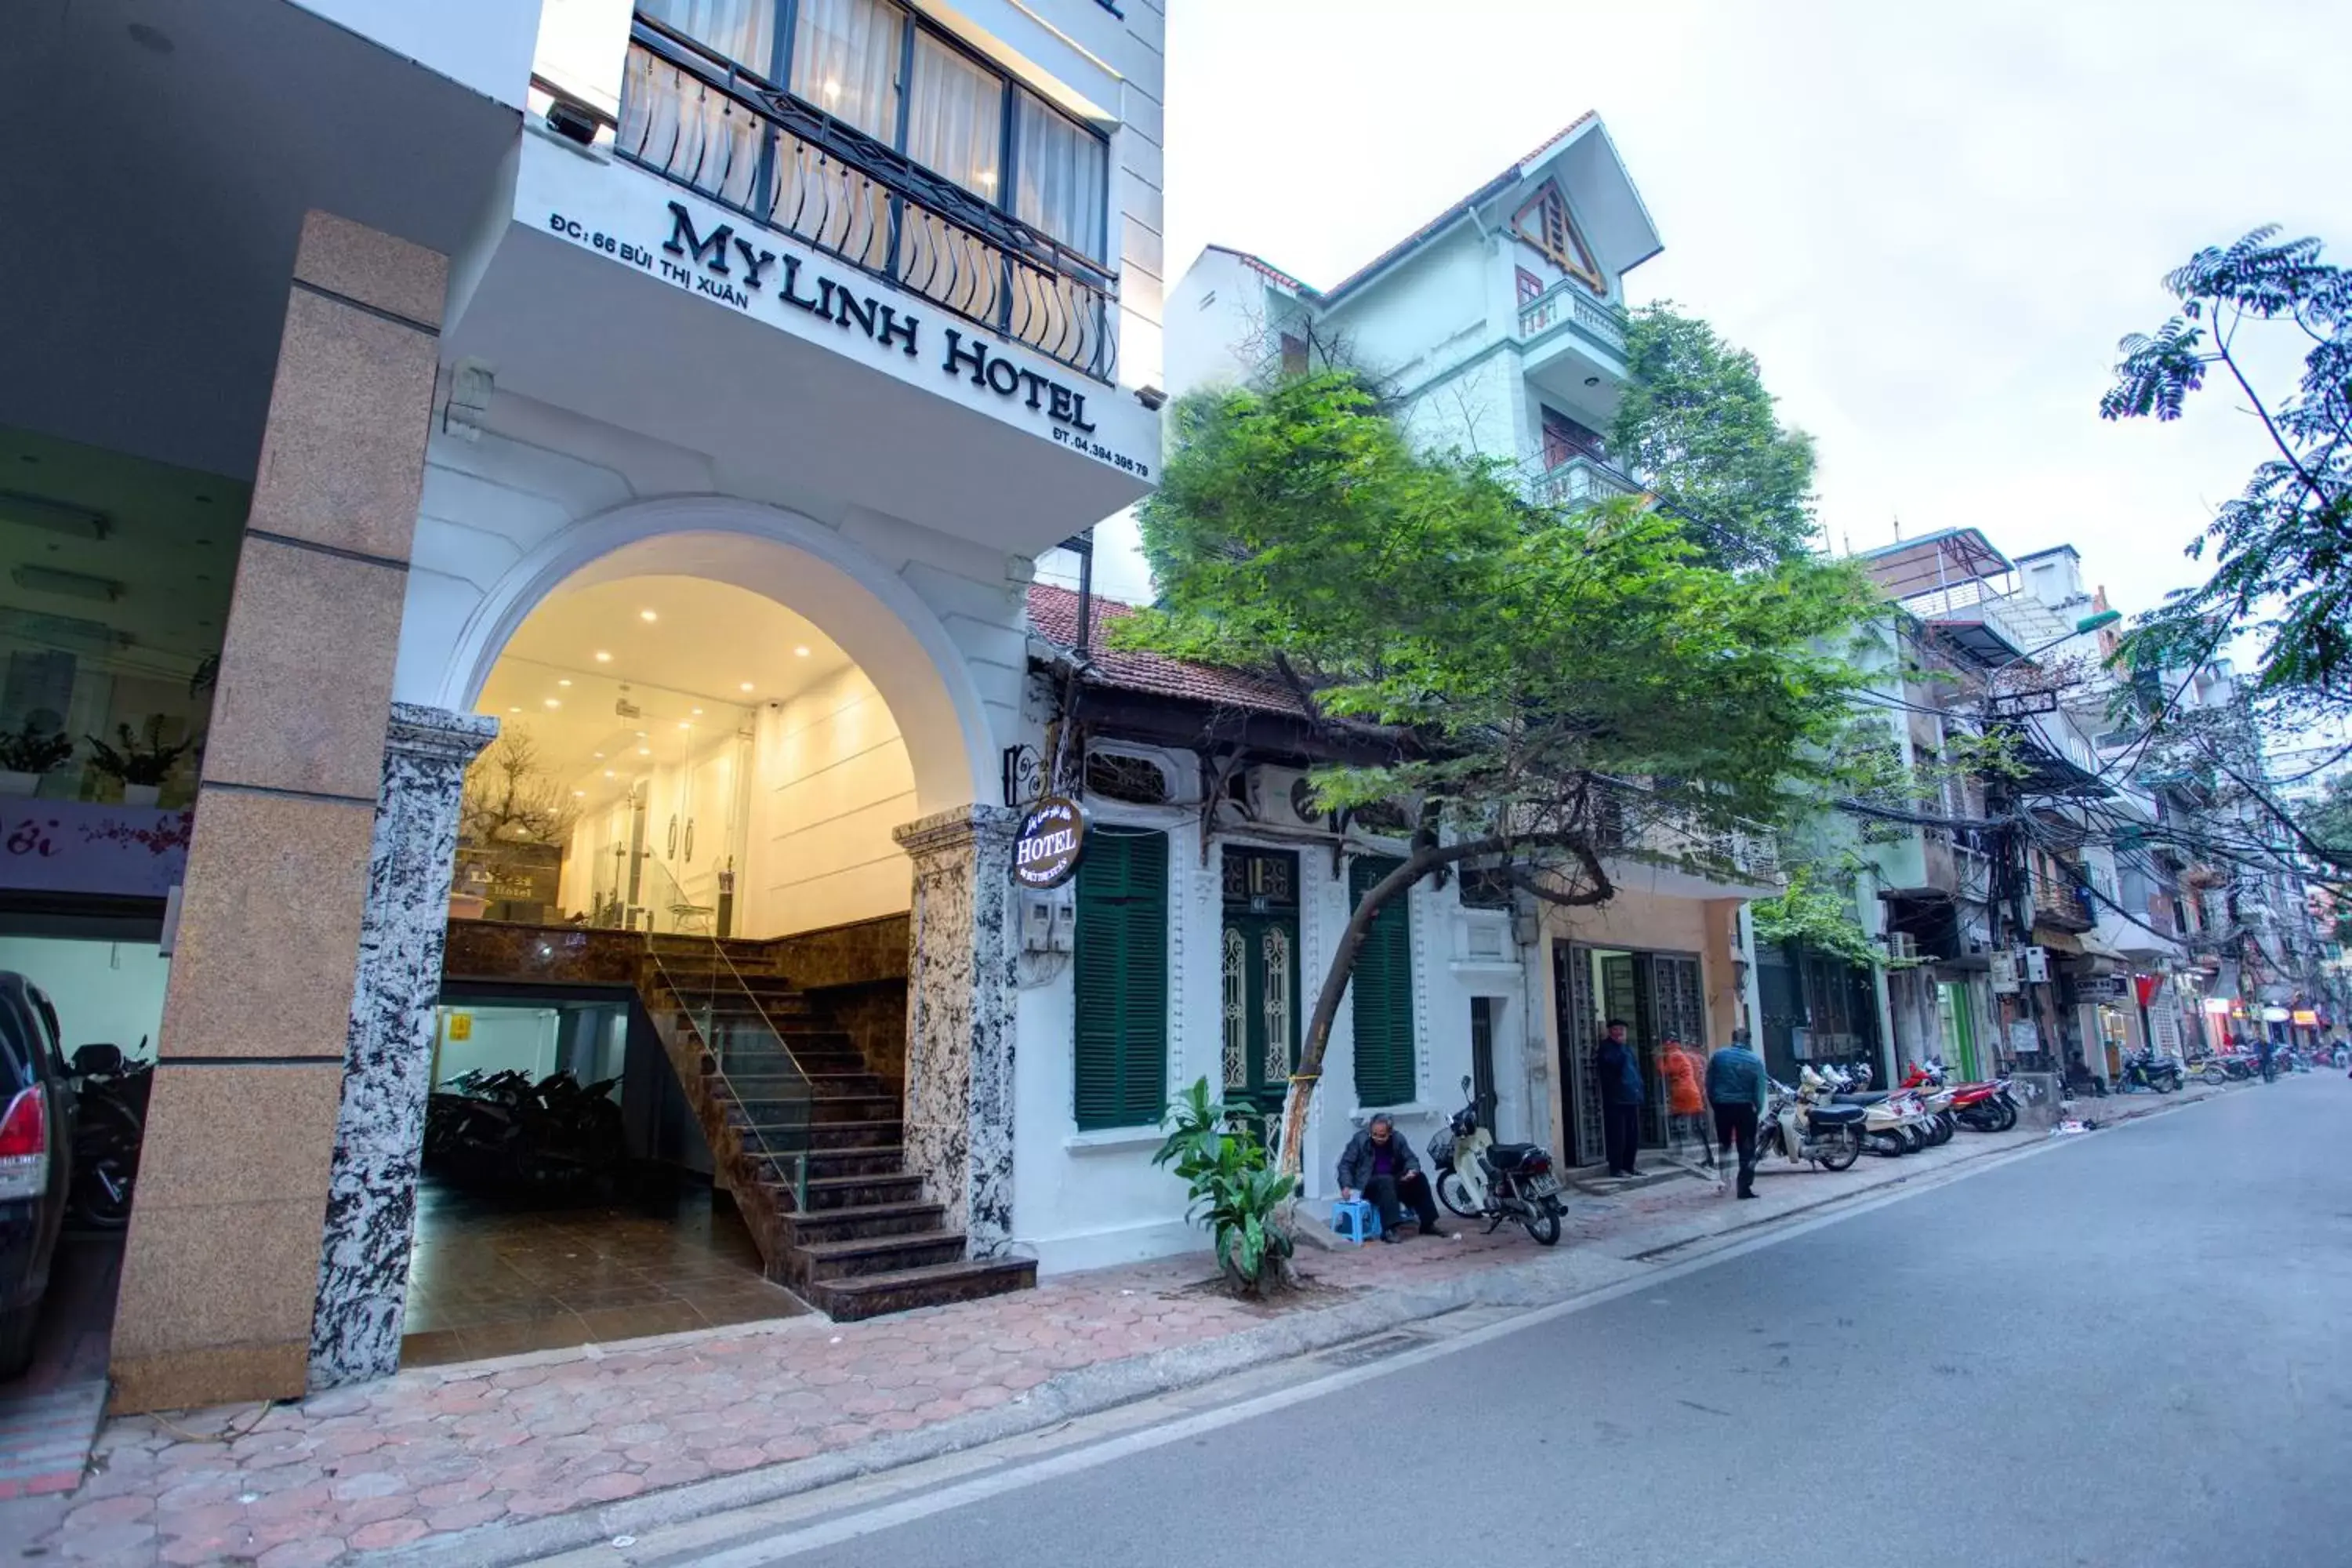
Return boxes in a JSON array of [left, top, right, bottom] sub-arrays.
[[1094, 0, 2352, 626]]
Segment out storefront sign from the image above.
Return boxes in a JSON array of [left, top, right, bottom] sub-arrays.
[[529, 161, 1153, 478], [2262, 1005, 2290, 1024], [2292, 1008, 2320, 1028], [2075, 975, 2125, 1003], [0, 800, 191, 899], [1012, 796, 1087, 890]]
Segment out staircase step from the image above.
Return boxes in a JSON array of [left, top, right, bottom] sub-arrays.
[[798, 1171, 926, 1208], [782, 1199, 946, 1243], [739, 1117, 903, 1152], [801, 1145, 911, 1178], [804, 1258, 1038, 1321], [794, 1231, 969, 1281]]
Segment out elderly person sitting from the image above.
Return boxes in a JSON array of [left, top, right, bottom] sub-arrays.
[[1337, 1114, 1446, 1243]]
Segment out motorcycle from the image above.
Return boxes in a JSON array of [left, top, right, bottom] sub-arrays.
[[1427, 1076, 1564, 1246], [2117, 1050, 2183, 1094], [425, 1069, 626, 1187], [1758, 1080, 1864, 1171], [67, 1040, 151, 1229], [1903, 1059, 2013, 1133], [1810, 1065, 1933, 1155]]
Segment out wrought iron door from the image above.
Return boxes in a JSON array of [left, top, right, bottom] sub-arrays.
[[1552, 941, 1601, 1165]]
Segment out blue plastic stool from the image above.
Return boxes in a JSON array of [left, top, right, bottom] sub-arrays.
[[1330, 1199, 1383, 1245]]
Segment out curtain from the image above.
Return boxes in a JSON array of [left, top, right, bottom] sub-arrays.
[[1014, 90, 1106, 260], [789, 0, 902, 141], [622, 1, 776, 210], [902, 34, 1004, 322], [775, 0, 902, 268]]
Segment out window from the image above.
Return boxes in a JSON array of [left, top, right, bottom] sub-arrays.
[[1541, 405, 1605, 471], [1349, 856, 1417, 1107], [1278, 332, 1308, 377], [1083, 750, 1170, 804], [1516, 267, 1544, 306], [1073, 827, 1169, 1129], [643, 0, 1109, 260]]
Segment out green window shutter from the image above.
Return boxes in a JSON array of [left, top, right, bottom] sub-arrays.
[[1349, 856, 1417, 1107], [1073, 827, 1170, 1130]]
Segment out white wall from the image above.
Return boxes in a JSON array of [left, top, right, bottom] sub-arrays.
[[745, 666, 916, 937], [430, 1004, 558, 1085], [0, 938, 169, 1059], [292, 0, 543, 109]]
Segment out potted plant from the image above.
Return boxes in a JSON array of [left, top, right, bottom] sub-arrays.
[[87, 716, 195, 808], [0, 720, 73, 797]]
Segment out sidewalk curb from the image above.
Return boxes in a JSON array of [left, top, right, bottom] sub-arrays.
[[379, 1087, 2238, 1568]]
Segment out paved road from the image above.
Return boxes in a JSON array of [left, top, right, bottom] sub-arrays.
[[774, 1076, 2352, 1568]]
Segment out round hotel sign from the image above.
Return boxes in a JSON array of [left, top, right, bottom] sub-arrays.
[[1013, 796, 1087, 889]]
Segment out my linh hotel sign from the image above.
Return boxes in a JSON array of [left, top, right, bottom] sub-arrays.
[[520, 147, 1155, 478]]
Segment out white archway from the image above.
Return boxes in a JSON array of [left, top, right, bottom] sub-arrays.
[[435, 497, 996, 818]]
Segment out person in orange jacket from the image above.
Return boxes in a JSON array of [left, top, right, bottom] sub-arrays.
[[1660, 1036, 1713, 1168]]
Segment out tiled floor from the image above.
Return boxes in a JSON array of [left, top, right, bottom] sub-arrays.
[[0, 1237, 118, 1499], [400, 1176, 804, 1369]]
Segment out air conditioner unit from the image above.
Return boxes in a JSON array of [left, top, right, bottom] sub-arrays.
[[1885, 931, 1921, 962], [1245, 765, 1319, 829]]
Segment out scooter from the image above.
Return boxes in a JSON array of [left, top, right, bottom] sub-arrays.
[[1758, 1080, 1864, 1170], [1809, 1065, 1933, 1154], [1427, 1076, 1565, 1246], [2118, 1051, 2183, 1094]]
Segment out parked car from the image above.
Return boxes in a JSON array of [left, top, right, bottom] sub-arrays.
[[0, 974, 73, 1377]]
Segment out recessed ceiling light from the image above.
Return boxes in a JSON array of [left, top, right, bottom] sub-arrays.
[[543, 698, 561, 709], [739, 681, 754, 693], [637, 746, 651, 757], [677, 722, 691, 731], [508, 706, 521, 713], [557, 679, 572, 688], [691, 707, 702, 716], [639, 609, 658, 622], [572, 789, 586, 798], [604, 770, 615, 779], [593, 751, 604, 759], [635, 730, 647, 739], [594, 651, 612, 662], [793, 646, 810, 657]]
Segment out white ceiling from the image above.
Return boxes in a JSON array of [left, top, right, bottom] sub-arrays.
[[476, 575, 853, 808]]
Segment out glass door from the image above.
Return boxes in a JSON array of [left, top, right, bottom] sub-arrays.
[[1220, 848, 1300, 1117]]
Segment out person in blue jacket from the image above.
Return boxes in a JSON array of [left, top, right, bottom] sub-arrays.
[[1595, 1018, 1645, 1177]]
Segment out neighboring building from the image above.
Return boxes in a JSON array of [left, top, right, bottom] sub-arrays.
[[1152, 118, 1778, 1174], [7, 0, 1167, 1411]]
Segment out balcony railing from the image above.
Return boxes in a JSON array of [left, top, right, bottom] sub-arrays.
[[1517, 279, 1628, 353], [1530, 452, 1640, 509], [616, 16, 1117, 381], [2032, 873, 2095, 932]]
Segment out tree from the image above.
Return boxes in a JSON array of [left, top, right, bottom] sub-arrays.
[[1611, 303, 1821, 572], [2102, 229, 2352, 842], [1128, 372, 1881, 1181], [460, 729, 578, 849]]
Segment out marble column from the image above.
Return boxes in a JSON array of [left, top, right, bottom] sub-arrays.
[[309, 703, 496, 1387], [893, 806, 1019, 1249]]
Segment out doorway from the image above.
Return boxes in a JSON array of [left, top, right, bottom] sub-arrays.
[[1552, 941, 1708, 1164], [1221, 848, 1300, 1117]]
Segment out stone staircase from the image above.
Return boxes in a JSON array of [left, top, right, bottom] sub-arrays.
[[639, 937, 1034, 1321]]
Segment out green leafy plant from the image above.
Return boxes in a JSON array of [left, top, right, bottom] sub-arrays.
[[0, 721, 73, 777], [85, 716, 194, 787], [1152, 1079, 1297, 1297], [1750, 862, 1890, 969]]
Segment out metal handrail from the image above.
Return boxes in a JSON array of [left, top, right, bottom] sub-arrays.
[[637, 858, 814, 1208], [621, 13, 1118, 381]]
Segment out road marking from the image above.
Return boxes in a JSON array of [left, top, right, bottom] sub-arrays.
[[586, 1105, 2216, 1567]]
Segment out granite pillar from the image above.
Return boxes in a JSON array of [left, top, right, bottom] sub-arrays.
[[892, 807, 1018, 1249], [310, 703, 495, 1387], [110, 213, 445, 1414]]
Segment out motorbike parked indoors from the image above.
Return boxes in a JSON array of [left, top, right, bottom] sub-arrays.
[[424, 1068, 627, 1190], [66, 1039, 152, 1230], [1428, 1076, 1565, 1246]]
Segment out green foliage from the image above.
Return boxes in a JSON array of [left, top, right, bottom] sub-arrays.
[[2101, 228, 2352, 726], [1611, 303, 1821, 572], [85, 716, 192, 786], [1749, 862, 1885, 969], [1152, 1080, 1296, 1295], [1130, 372, 1882, 861], [0, 721, 73, 776]]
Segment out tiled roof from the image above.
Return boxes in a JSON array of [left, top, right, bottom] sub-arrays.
[[1025, 583, 1312, 717]]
